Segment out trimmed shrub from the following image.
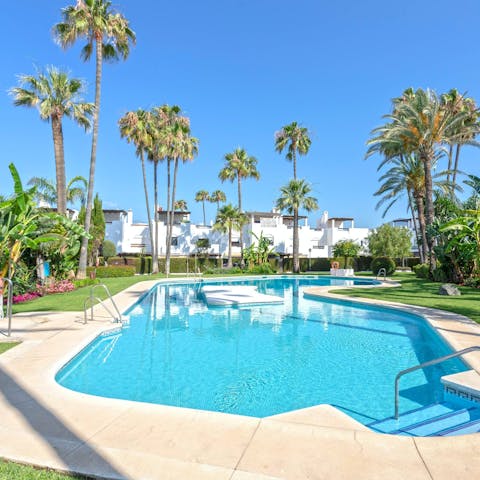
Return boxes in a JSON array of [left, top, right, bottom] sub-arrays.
[[354, 256, 373, 272], [87, 266, 135, 278], [371, 257, 396, 276], [73, 278, 99, 289], [248, 264, 276, 275], [102, 240, 116, 262], [204, 266, 243, 275], [413, 263, 429, 279]]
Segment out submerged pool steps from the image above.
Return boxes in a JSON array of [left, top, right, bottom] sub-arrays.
[[368, 402, 480, 436]]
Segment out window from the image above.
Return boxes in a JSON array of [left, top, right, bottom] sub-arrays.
[[232, 240, 241, 247], [171, 237, 178, 246]]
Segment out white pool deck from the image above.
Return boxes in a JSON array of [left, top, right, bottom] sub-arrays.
[[0, 276, 479, 479]]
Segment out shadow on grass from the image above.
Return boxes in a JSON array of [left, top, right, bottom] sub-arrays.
[[0, 367, 126, 479]]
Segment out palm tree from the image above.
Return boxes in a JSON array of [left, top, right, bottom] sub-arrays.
[[367, 88, 475, 273], [274, 121, 311, 179], [174, 199, 188, 211], [213, 204, 246, 268], [219, 148, 260, 264], [195, 190, 210, 225], [209, 189, 226, 211], [54, 0, 135, 279], [276, 179, 318, 273], [28, 175, 88, 209], [374, 154, 452, 263], [118, 109, 158, 272], [167, 121, 198, 275], [10, 66, 93, 215], [441, 90, 479, 190]]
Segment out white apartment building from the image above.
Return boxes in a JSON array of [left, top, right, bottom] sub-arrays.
[[104, 209, 371, 259]]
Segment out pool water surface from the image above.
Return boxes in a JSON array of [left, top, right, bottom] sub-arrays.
[[56, 277, 466, 424]]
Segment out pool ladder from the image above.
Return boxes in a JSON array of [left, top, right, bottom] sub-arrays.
[[394, 345, 480, 418], [83, 284, 123, 324], [0, 277, 13, 336]]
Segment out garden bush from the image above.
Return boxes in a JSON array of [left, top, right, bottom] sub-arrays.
[[371, 256, 396, 276], [413, 263, 429, 278], [87, 266, 135, 278], [248, 264, 276, 275], [73, 278, 99, 289]]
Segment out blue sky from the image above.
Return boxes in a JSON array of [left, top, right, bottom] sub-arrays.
[[1, 0, 479, 227]]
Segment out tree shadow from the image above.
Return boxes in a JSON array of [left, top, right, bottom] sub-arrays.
[[0, 366, 128, 479]]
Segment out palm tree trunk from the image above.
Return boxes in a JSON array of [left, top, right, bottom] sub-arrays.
[[293, 149, 297, 180], [165, 158, 171, 275], [154, 161, 159, 273], [167, 158, 180, 276], [452, 144, 461, 190], [227, 226, 233, 268], [414, 192, 428, 265], [77, 39, 102, 279], [237, 176, 244, 267], [422, 152, 436, 272], [140, 150, 156, 273], [293, 207, 299, 273], [51, 114, 67, 215], [446, 144, 453, 187], [202, 200, 206, 226], [407, 189, 423, 263]]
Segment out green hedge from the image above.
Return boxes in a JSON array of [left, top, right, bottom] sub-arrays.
[[87, 266, 136, 278]]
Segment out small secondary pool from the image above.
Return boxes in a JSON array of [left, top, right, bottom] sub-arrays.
[[56, 276, 466, 425]]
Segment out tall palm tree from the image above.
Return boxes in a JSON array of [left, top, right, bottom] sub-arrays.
[[367, 88, 475, 272], [209, 189, 226, 211], [54, 0, 135, 278], [28, 175, 88, 209], [195, 190, 210, 225], [213, 204, 246, 268], [10, 66, 93, 215], [174, 199, 188, 211], [276, 179, 318, 273], [274, 121, 311, 179], [118, 109, 157, 272], [219, 148, 260, 264], [441, 89, 479, 190], [167, 121, 198, 275]]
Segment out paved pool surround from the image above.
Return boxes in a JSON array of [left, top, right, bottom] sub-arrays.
[[0, 276, 479, 479]]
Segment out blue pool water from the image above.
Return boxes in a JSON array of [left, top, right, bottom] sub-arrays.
[[56, 276, 467, 424]]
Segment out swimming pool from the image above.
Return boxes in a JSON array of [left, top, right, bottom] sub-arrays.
[[56, 276, 466, 425]]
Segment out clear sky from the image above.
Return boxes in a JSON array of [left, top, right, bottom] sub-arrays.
[[1, 0, 479, 227]]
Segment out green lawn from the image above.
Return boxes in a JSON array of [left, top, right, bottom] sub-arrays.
[[12, 274, 166, 314], [0, 342, 19, 355], [331, 272, 480, 323], [0, 461, 89, 479]]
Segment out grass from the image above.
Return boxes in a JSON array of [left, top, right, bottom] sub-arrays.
[[0, 342, 19, 354], [12, 274, 166, 314], [331, 271, 480, 323], [0, 461, 90, 479]]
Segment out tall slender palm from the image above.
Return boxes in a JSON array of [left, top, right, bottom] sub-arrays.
[[28, 175, 88, 209], [209, 189, 226, 211], [167, 121, 198, 275], [276, 179, 318, 273], [219, 148, 260, 264], [10, 66, 93, 215], [195, 190, 210, 225], [118, 109, 158, 272], [213, 204, 246, 268], [274, 121, 311, 179], [441, 90, 479, 190], [54, 0, 135, 278]]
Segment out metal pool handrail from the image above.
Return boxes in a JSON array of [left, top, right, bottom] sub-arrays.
[[394, 345, 480, 419], [376, 268, 387, 280], [1, 277, 13, 336], [83, 283, 122, 324]]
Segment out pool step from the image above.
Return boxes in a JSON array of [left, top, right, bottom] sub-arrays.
[[368, 402, 480, 436]]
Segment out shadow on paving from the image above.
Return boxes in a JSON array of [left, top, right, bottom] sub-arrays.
[[0, 367, 127, 479]]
